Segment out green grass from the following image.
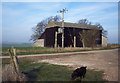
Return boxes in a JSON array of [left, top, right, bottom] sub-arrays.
[[2, 47, 52, 56], [2, 46, 119, 56], [2, 47, 50, 52], [16, 61, 107, 81]]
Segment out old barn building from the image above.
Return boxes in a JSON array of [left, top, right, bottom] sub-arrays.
[[34, 21, 107, 47]]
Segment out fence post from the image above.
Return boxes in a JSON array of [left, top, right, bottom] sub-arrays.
[[8, 47, 19, 74], [8, 49, 15, 67], [13, 48, 19, 72]]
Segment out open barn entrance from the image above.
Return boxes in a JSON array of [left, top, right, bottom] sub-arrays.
[[57, 33, 62, 47]]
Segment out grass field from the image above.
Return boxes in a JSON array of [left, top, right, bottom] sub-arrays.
[[2, 46, 119, 56], [2, 60, 107, 82]]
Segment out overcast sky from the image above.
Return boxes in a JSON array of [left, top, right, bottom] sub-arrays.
[[2, 2, 118, 43]]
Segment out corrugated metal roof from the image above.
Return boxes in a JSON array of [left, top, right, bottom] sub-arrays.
[[46, 21, 100, 30]]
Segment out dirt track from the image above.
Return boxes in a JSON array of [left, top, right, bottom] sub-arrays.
[[37, 49, 119, 81], [2, 49, 119, 81]]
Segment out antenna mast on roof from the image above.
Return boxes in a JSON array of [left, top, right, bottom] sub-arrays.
[[57, 8, 68, 48]]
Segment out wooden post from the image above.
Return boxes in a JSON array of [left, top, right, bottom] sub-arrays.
[[13, 48, 16, 56], [8, 49, 14, 66], [57, 8, 68, 48], [8, 47, 19, 74], [13, 56, 19, 72], [62, 11, 64, 48], [13, 48, 19, 63], [74, 36, 76, 48], [6, 47, 27, 81], [13, 48, 19, 72], [55, 32, 57, 48]]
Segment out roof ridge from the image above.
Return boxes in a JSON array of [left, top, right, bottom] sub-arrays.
[[46, 21, 58, 28], [49, 21, 58, 26], [52, 21, 97, 27], [46, 21, 99, 30]]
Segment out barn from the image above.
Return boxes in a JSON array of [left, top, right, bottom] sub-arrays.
[[34, 21, 106, 47]]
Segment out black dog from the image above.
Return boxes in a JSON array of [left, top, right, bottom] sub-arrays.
[[71, 66, 87, 80]]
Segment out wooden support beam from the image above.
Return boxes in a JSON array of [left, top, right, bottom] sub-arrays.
[[74, 36, 76, 48], [55, 32, 58, 48]]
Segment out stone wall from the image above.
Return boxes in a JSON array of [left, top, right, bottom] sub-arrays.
[[33, 39, 44, 47], [102, 36, 107, 47]]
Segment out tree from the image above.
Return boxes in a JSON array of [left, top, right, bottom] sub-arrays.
[[87, 30, 100, 47], [79, 29, 100, 48], [78, 19, 107, 48], [95, 23, 103, 30], [30, 15, 61, 41], [95, 23, 107, 37], [79, 30, 87, 47], [77, 18, 92, 25]]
